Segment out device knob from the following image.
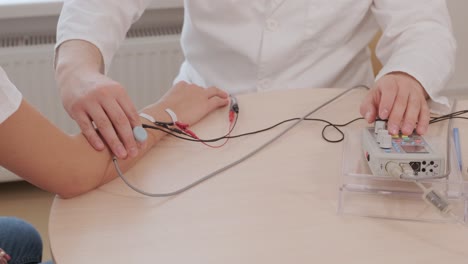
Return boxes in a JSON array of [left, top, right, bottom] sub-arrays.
[[376, 129, 389, 144], [374, 120, 386, 134], [385, 161, 403, 178], [380, 134, 392, 149]]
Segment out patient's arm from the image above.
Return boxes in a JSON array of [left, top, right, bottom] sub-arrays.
[[0, 81, 228, 198]]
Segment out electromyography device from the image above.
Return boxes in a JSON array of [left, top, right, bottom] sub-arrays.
[[361, 120, 445, 179]]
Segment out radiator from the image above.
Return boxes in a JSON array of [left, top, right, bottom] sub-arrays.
[[0, 26, 184, 182]]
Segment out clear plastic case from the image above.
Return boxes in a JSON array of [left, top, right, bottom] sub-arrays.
[[338, 128, 468, 224]]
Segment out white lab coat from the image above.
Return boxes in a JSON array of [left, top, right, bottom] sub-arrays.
[[0, 67, 22, 124], [57, 0, 456, 112]]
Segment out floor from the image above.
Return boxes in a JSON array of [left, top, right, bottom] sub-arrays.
[[0, 181, 54, 261]]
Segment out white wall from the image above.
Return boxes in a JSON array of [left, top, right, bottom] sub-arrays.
[[447, 0, 468, 89]]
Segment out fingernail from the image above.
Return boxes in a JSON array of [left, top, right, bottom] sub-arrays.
[[388, 124, 399, 135], [94, 140, 105, 150], [129, 147, 138, 158], [365, 111, 372, 122], [380, 109, 389, 119], [5, 254, 11, 261], [116, 145, 127, 158], [402, 124, 413, 135], [418, 125, 428, 135]]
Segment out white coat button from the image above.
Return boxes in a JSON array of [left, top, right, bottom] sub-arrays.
[[266, 19, 279, 32]]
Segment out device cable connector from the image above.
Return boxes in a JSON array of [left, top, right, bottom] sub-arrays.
[[385, 162, 468, 226], [385, 161, 404, 179], [229, 95, 239, 122], [386, 161, 451, 214], [417, 184, 468, 227], [413, 181, 451, 215]]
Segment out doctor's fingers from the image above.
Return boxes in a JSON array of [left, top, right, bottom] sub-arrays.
[[399, 92, 423, 135], [385, 85, 410, 135], [73, 110, 106, 152], [389, 92, 429, 136], [415, 99, 430, 135], [103, 98, 141, 158], [86, 105, 129, 159], [359, 89, 380, 123], [377, 80, 398, 121]]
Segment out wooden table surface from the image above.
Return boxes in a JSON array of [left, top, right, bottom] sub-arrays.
[[49, 88, 468, 263]]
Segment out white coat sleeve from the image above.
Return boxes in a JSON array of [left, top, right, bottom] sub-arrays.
[[56, 0, 153, 72], [372, 0, 456, 113]]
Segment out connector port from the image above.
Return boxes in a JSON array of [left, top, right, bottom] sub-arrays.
[[409, 162, 421, 172]]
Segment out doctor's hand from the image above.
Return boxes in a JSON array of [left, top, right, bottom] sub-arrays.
[[56, 40, 140, 159], [360, 72, 430, 136], [58, 70, 141, 160]]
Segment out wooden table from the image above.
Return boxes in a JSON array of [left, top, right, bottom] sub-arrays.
[[49, 88, 468, 263]]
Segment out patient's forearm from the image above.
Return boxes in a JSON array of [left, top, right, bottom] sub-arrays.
[[0, 81, 229, 198], [0, 100, 166, 198]]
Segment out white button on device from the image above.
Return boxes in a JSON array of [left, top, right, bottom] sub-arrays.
[[380, 134, 392, 149], [133, 126, 148, 142], [374, 120, 386, 134], [266, 18, 279, 31], [376, 129, 389, 144]]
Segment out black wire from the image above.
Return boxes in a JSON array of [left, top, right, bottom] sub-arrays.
[[227, 118, 300, 139], [226, 117, 365, 143], [143, 114, 365, 144], [321, 117, 364, 143], [142, 111, 240, 143], [142, 109, 468, 145], [430, 110, 468, 124]]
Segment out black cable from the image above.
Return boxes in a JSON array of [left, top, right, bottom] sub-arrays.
[[143, 114, 365, 144], [114, 85, 371, 198], [115, 82, 468, 199], [226, 117, 365, 143], [142, 111, 240, 143], [321, 117, 364, 143], [143, 108, 468, 145], [430, 110, 468, 124]]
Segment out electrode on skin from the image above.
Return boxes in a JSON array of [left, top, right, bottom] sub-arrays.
[[133, 126, 148, 142]]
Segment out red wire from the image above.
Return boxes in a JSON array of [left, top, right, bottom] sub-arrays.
[[176, 111, 236, 148]]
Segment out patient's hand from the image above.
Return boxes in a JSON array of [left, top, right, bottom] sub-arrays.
[[141, 81, 229, 127], [0, 248, 11, 264], [360, 72, 430, 136]]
